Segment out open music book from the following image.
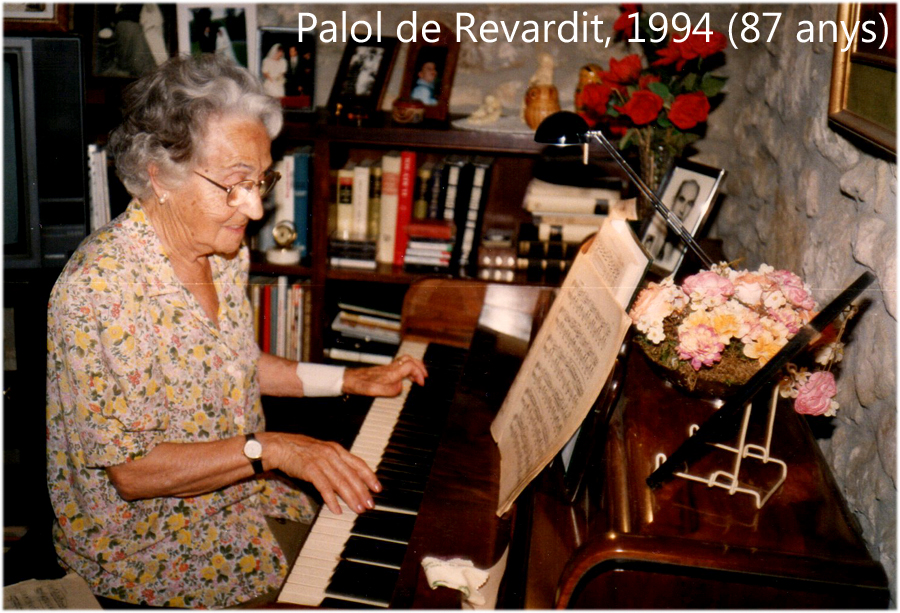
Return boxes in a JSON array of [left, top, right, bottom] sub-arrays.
[[491, 219, 650, 516]]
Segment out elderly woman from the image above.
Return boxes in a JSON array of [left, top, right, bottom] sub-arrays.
[[45, 54, 427, 608]]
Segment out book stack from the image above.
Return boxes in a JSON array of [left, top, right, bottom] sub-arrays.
[[328, 233, 377, 270], [249, 276, 311, 361], [325, 302, 402, 365], [403, 219, 455, 273], [523, 176, 632, 243], [516, 222, 582, 283]]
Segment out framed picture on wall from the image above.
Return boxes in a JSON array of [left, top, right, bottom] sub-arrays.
[[828, 3, 896, 155], [328, 38, 399, 122], [640, 161, 726, 277], [3, 3, 69, 32], [395, 22, 459, 122], [258, 26, 316, 112], [176, 4, 257, 70], [93, 4, 177, 78]]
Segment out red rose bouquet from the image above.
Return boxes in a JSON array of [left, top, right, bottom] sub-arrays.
[[576, 5, 728, 159]]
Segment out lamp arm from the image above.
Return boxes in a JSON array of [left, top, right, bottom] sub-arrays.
[[587, 129, 716, 270]]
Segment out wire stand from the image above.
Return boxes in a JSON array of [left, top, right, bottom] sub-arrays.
[[653, 385, 787, 509]]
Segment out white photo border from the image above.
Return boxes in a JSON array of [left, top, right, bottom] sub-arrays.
[[640, 160, 726, 277]]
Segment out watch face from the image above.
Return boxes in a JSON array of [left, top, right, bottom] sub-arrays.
[[272, 220, 298, 248], [244, 438, 263, 460]]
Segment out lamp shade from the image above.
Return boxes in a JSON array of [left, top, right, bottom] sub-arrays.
[[533, 111, 590, 145]]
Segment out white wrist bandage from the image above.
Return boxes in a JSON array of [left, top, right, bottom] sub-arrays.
[[295, 363, 346, 397]]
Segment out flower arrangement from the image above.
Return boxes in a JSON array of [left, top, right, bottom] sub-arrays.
[[629, 263, 851, 416], [576, 4, 728, 159]]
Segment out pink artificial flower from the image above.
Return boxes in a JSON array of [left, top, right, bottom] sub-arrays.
[[768, 269, 816, 310], [677, 323, 725, 370], [767, 306, 804, 335], [629, 280, 687, 342], [794, 371, 837, 416], [731, 271, 772, 306], [682, 270, 735, 308]]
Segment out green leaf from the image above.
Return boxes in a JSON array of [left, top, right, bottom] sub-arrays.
[[607, 107, 620, 118], [701, 74, 728, 97], [620, 128, 638, 149], [657, 114, 672, 128], [680, 72, 698, 92], [648, 81, 671, 99]]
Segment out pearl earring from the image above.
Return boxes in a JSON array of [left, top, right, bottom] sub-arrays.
[[158, 193, 168, 205]]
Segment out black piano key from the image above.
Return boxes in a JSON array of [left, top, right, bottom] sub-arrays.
[[376, 465, 428, 485], [375, 474, 427, 495], [320, 597, 383, 609], [351, 510, 417, 543], [376, 458, 431, 477], [326, 561, 399, 605], [388, 432, 435, 451], [380, 449, 431, 468], [373, 490, 422, 513], [342, 535, 408, 568]]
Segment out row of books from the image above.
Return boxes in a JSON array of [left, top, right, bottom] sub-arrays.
[[258, 146, 312, 257], [87, 144, 112, 233], [331, 152, 495, 274], [324, 301, 402, 365], [249, 276, 311, 361]]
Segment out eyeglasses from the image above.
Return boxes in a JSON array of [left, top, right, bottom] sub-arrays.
[[194, 169, 281, 207]]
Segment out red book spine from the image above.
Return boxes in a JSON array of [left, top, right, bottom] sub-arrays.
[[405, 219, 454, 240], [394, 151, 417, 265]]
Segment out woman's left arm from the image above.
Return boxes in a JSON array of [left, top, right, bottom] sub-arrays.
[[258, 352, 428, 398]]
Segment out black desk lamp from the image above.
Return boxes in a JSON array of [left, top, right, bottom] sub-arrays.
[[534, 111, 715, 269]]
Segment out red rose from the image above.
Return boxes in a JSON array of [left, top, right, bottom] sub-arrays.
[[651, 43, 686, 71], [602, 54, 643, 84], [638, 74, 661, 90], [668, 91, 710, 129], [686, 31, 727, 59], [613, 4, 642, 38], [579, 82, 614, 113], [616, 90, 664, 125]]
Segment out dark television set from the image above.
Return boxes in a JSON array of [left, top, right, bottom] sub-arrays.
[[3, 36, 87, 269]]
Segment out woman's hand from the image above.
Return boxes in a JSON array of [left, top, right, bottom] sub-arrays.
[[342, 354, 428, 397], [264, 432, 380, 515]]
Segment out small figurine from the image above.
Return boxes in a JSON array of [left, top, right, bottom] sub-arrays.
[[466, 94, 503, 125]]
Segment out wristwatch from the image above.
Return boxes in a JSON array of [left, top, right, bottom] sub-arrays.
[[243, 433, 264, 475]]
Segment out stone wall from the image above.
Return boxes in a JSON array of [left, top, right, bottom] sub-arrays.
[[261, 3, 896, 599]]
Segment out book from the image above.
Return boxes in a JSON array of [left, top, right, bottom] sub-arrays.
[[331, 312, 401, 344], [292, 146, 311, 257], [426, 160, 445, 219], [351, 160, 372, 238], [491, 218, 651, 516], [406, 219, 455, 241], [376, 152, 401, 264], [367, 166, 383, 241], [537, 221, 604, 243], [335, 163, 355, 239], [329, 256, 378, 270], [393, 151, 417, 266], [458, 156, 494, 273], [413, 161, 433, 220], [440, 155, 468, 227], [523, 177, 628, 216]]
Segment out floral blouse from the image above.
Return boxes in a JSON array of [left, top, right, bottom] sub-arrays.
[[46, 201, 316, 608]]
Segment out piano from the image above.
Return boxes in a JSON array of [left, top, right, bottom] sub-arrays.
[[266, 279, 889, 608]]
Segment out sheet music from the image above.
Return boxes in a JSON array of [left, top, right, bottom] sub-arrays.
[[491, 228, 633, 516]]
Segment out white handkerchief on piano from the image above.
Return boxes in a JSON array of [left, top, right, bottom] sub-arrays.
[[421, 547, 509, 609]]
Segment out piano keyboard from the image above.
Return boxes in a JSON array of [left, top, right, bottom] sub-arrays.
[[278, 340, 467, 608]]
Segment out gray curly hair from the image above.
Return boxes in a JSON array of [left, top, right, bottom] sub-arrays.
[[108, 54, 283, 200]]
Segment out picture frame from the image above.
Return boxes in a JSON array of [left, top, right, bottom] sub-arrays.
[[640, 160, 726, 277], [258, 26, 316, 112], [3, 3, 69, 32], [328, 38, 399, 122], [395, 22, 459, 122], [828, 3, 896, 155], [176, 4, 257, 70], [92, 4, 177, 78]]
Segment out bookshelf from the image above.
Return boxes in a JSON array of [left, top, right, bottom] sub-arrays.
[[256, 110, 632, 363]]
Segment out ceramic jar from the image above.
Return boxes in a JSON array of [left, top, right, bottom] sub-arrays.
[[523, 84, 560, 130]]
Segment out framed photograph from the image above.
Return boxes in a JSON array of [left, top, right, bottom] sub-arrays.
[[3, 3, 69, 32], [258, 26, 316, 112], [640, 160, 726, 277], [828, 3, 896, 155], [395, 22, 459, 122], [328, 38, 399, 121], [93, 4, 177, 78], [176, 4, 257, 70]]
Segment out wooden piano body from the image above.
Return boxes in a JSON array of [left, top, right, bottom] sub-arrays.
[[268, 279, 889, 608]]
